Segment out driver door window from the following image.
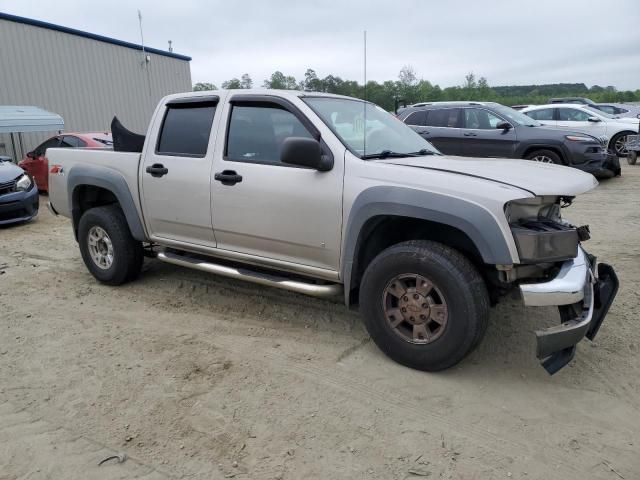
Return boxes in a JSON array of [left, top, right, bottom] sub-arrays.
[[558, 108, 591, 122], [226, 104, 314, 165]]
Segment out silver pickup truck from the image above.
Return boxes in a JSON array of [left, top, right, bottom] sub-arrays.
[[47, 89, 618, 374]]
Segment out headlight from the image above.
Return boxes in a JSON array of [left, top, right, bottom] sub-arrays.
[[504, 196, 563, 224], [565, 134, 597, 142], [16, 174, 33, 191], [505, 197, 579, 264]]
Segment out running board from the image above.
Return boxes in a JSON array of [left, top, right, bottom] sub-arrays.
[[157, 251, 343, 298]]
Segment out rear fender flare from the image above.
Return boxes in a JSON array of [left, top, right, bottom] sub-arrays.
[[67, 164, 146, 241]]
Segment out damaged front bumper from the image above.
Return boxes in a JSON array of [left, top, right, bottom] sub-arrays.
[[519, 247, 619, 374]]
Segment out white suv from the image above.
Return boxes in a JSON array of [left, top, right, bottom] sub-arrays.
[[522, 104, 639, 156]]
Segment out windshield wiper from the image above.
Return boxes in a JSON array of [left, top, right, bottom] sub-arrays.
[[361, 149, 434, 160]]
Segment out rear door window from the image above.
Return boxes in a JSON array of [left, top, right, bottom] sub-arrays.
[[60, 136, 86, 148], [526, 108, 555, 121], [157, 102, 217, 157], [404, 110, 428, 126], [425, 108, 461, 128]]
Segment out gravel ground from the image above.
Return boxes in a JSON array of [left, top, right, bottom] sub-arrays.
[[1, 166, 639, 480]]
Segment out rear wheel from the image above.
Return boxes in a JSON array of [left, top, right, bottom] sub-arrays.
[[78, 205, 143, 285], [609, 131, 635, 157], [359, 240, 489, 371], [524, 149, 562, 164]]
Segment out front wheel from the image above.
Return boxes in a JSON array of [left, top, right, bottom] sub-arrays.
[[78, 205, 143, 285], [359, 240, 489, 371], [524, 149, 562, 164]]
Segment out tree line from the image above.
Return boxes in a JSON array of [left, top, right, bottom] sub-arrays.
[[193, 66, 640, 112]]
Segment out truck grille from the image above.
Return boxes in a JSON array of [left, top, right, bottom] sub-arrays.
[[0, 177, 18, 196]]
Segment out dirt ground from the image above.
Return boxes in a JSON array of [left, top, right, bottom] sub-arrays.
[[1, 166, 639, 480]]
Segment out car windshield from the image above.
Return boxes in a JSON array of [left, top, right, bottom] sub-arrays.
[[303, 97, 440, 158], [584, 106, 615, 119], [491, 104, 541, 127]]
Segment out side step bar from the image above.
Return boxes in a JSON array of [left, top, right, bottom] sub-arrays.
[[157, 251, 343, 298]]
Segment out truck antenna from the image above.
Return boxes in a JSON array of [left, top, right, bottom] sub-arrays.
[[363, 30, 367, 155]]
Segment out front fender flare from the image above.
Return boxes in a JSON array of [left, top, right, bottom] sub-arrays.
[[341, 186, 516, 305]]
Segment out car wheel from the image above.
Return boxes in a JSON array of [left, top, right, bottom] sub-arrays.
[[359, 240, 489, 371], [628, 150, 637, 165], [78, 205, 144, 285], [524, 149, 562, 164], [609, 131, 635, 157]]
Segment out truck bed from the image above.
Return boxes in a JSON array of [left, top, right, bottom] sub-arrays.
[[47, 149, 142, 219]]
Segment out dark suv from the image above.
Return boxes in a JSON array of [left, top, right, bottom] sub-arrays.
[[397, 102, 619, 177]]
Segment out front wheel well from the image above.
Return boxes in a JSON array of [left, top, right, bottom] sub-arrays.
[[347, 216, 487, 307]]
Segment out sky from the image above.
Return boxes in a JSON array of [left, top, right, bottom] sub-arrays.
[[2, 0, 640, 90]]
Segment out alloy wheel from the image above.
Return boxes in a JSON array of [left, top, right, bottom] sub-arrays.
[[87, 226, 114, 270], [382, 273, 448, 344]]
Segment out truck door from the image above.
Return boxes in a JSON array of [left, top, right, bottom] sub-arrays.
[[140, 96, 219, 247], [210, 95, 344, 273]]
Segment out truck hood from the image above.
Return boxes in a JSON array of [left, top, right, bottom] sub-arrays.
[[380, 155, 598, 196], [0, 160, 25, 183]]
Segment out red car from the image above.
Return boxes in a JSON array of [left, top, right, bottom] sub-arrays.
[[19, 132, 112, 192]]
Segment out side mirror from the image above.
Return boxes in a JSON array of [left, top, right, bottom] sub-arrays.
[[26, 151, 36, 159], [587, 116, 601, 123], [281, 137, 333, 171], [496, 121, 512, 130]]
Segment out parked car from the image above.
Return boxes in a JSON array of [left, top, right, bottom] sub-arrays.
[[46, 89, 618, 375], [397, 101, 619, 177], [522, 104, 640, 157], [593, 103, 640, 118], [0, 155, 39, 225], [19, 132, 112, 192]]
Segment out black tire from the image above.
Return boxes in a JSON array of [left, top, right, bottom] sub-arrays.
[[609, 131, 635, 158], [524, 149, 563, 165], [78, 205, 143, 285], [628, 150, 637, 165], [359, 240, 489, 372]]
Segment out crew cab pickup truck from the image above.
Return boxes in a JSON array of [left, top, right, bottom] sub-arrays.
[[47, 89, 619, 374]]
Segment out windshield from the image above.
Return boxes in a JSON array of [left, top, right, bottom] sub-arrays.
[[491, 104, 541, 127], [303, 97, 439, 158], [584, 106, 615, 119]]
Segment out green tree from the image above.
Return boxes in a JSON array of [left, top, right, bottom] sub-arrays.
[[222, 78, 242, 89], [193, 82, 217, 91], [240, 73, 253, 89], [263, 71, 298, 90]]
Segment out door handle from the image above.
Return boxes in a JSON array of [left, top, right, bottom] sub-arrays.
[[145, 163, 168, 177], [214, 170, 243, 186], [463, 132, 477, 137]]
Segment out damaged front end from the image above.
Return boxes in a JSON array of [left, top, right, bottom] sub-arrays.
[[504, 196, 619, 374]]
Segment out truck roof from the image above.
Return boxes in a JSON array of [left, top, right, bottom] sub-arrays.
[[162, 89, 364, 103]]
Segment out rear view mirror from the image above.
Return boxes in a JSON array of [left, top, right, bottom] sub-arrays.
[[587, 116, 601, 123], [281, 137, 333, 171], [496, 121, 512, 130]]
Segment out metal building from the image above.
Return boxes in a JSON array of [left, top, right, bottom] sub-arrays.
[[0, 12, 192, 160]]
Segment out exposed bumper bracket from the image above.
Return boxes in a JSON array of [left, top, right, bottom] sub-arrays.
[[520, 249, 619, 375]]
